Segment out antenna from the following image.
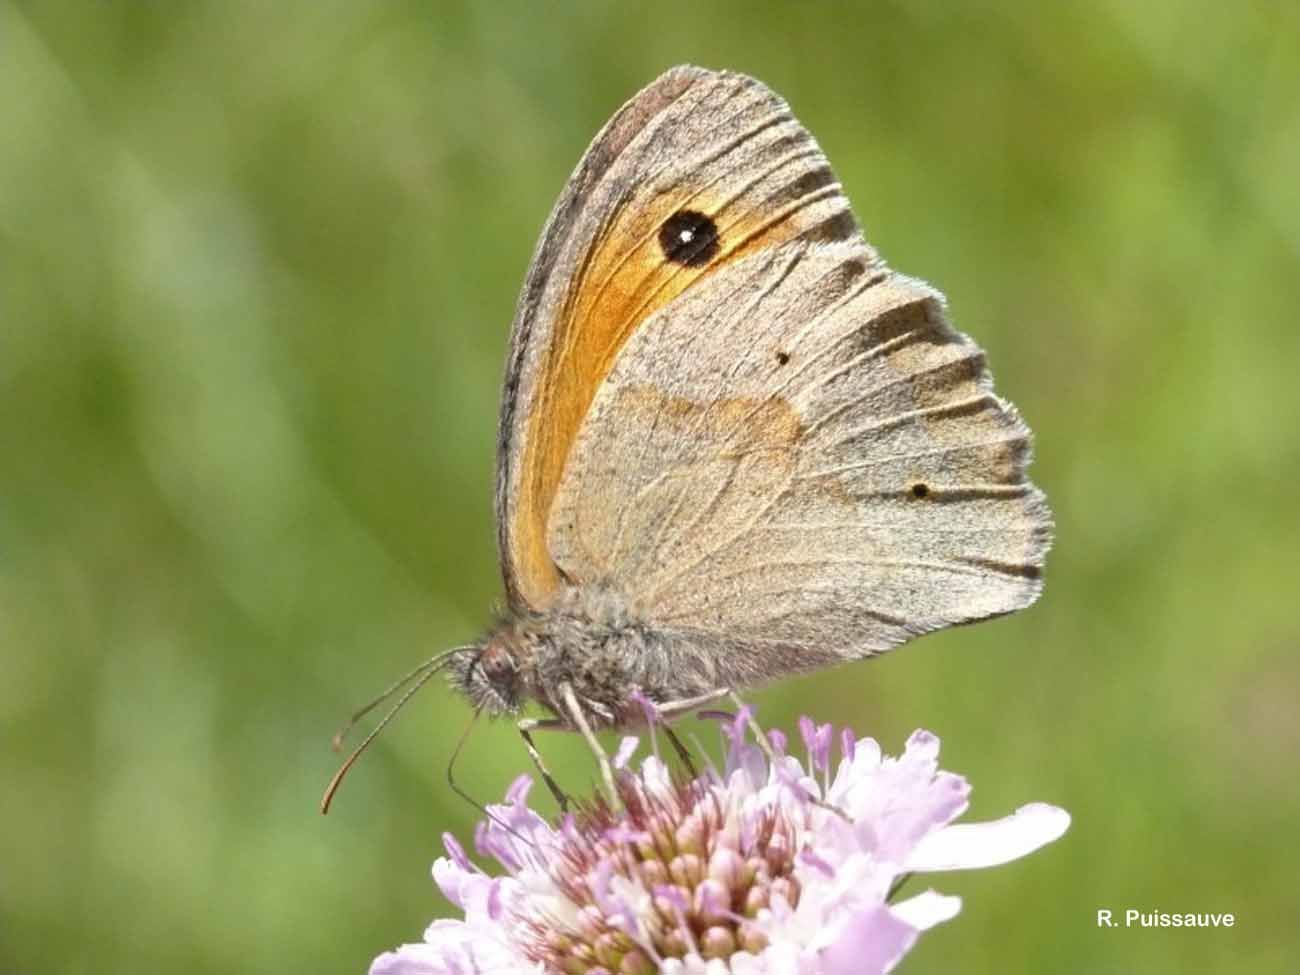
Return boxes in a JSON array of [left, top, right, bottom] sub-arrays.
[[319, 647, 470, 814], [321, 647, 539, 851]]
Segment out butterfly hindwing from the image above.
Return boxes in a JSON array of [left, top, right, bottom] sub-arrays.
[[547, 240, 1051, 685]]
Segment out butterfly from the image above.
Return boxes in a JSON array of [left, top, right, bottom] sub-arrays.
[[323, 65, 1050, 812]]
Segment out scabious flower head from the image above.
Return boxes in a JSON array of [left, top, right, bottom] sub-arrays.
[[371, 715, 1068, 975]]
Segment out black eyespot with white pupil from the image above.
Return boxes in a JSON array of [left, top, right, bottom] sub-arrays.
[[659, 210, 720, 266]]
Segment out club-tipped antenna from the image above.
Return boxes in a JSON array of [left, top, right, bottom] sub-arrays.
[[319, 646, 470, 814]]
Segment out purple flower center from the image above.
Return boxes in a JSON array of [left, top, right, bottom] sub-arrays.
[[518, 770, 804, 974]]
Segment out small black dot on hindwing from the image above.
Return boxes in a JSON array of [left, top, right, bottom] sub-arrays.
[[910, 482, 930, 499], [658, 210, 720, 266]]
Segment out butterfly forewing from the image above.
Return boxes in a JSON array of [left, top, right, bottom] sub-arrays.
[[497, 67, 857, 610]]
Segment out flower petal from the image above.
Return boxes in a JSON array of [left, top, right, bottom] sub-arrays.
[[369, 944, 441, 975], [432, 857, 473, 908], [613, 735, 639, 770], [815, 903, 918, 975], [820, 730, 970, 866], [906, 802, 1070, 872], [890, 889, 962, 931]]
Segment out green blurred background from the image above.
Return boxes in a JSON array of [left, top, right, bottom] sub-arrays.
[[3, 1, 1298, 972]]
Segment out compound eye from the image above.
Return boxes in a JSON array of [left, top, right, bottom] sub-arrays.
[[479, 644, 514, 682]]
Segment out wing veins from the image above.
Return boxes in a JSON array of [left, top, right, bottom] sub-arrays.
[[640, 462, 794, 605], [816, 393, 998, 447], [796, 435, 1023, 480]]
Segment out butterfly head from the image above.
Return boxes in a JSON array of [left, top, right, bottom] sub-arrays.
[[452, 633, 526, 716]]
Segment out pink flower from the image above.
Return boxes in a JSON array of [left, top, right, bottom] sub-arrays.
[[370, 717, 1069, 975]]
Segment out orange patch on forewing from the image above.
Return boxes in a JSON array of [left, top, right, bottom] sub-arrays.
[[509, 187, 836, 607], [616, 384, 804, 453]]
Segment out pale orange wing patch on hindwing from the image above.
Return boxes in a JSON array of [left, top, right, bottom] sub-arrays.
[[501, 67, 859, 608]]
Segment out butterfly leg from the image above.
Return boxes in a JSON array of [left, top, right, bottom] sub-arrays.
[[652, 688, 782, 765], [653, 687, 734, 721], [724, 690, 850, 822], [661, 725, 698, 778], [559, 681, 620, 807], [517, 718, 570, 812], [652, 689, 737, 779]]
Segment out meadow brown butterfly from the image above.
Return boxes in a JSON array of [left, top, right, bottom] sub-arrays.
[[324, 66, 1050, 811]]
